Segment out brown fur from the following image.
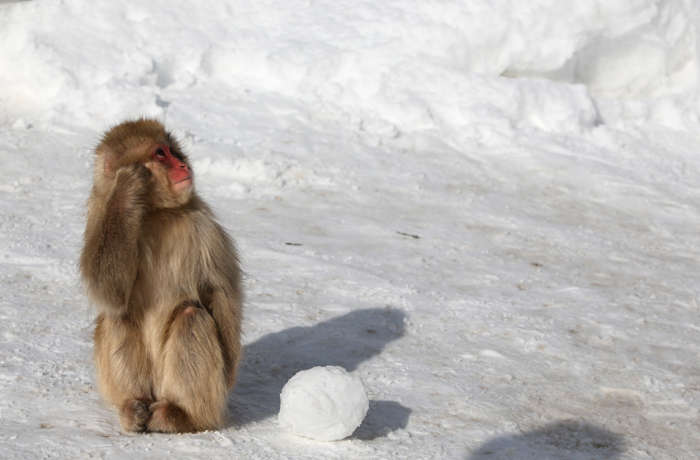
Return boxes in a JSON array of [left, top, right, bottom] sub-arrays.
[[80, 118, 243, 433]]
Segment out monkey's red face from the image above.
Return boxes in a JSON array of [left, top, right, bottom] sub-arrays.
[[151, 143, 192, 192], [94, 119, 195, 209]]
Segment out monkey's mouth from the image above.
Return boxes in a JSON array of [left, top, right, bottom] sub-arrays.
[[174, 177, 193, 190]]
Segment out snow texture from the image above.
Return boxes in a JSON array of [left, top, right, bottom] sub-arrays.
[[2, 0, 700, 458], [278, 366, 369, 441]]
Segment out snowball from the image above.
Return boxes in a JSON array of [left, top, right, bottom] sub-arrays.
[[278, 366, 369, 441]]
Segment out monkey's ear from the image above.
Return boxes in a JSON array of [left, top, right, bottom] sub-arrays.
[[102, 156, 115, 178]]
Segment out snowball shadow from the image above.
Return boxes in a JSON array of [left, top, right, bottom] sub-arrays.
[[467, 420, 625, 459], [230, 307, 409, 435], [353, 400, 412, 440]]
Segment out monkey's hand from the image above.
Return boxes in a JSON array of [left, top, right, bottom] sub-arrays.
[[111, 163, 151, 213]]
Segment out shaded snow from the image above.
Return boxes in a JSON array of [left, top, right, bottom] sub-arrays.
[[2, 0, 700, 458]]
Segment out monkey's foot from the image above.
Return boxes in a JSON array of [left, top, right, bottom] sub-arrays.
[[119, 398, 153, 432], [147, 400, 198, 433]]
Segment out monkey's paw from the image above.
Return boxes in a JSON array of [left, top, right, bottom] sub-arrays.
[[119, 398, 153, 432], [147, 400, 198, 433], [115, 162, 150, 191], [111, 163, 151, 211]]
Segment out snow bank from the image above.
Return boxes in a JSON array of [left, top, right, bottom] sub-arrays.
[[2, 0, 700, 140]]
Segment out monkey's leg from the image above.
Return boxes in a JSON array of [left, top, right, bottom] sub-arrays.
[[94, 314, 153, 432], [148, 302, 227, 433]]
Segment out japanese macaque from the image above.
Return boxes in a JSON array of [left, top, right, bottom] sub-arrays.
[[79, 118, 243, 433]]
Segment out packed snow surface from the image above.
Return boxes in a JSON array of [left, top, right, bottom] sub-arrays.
[[278, 366, 369, 441], [2, 0, 700, 458]]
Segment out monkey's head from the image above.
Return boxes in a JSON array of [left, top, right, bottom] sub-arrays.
[[94, 118, 193, 209]]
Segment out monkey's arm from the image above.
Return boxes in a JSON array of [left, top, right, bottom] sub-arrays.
[[81, 164, 150, 315], [198, 227, 243, 389], [207, 284, 243, 389]]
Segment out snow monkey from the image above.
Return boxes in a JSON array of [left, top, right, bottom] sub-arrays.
[[80, 118, 243, 433]]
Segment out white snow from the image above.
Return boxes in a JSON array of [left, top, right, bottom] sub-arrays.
[[2, 0, 700, 458], [278, 366, 369, 441]]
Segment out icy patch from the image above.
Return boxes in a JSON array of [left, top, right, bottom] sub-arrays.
[[278, 366, 369, 442]]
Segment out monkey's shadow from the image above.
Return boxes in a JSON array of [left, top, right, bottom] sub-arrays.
[[229, 307, 411, 438]]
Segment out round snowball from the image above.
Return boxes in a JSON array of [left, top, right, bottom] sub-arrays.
[[278, 366, 369, 441]]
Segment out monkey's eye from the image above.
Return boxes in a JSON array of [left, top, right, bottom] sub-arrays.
[[155, 147, 166, 159]]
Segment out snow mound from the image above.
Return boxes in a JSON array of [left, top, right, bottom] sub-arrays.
[[278, 366, 369, 442], [2, 0, 700, 135]]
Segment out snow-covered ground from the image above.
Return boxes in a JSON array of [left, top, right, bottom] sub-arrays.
[[2, 0, 700, 458]]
